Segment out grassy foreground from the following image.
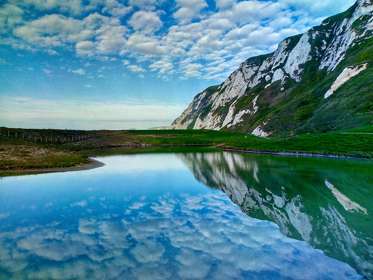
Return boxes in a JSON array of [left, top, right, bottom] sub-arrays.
[[1, 126, 372, 176]]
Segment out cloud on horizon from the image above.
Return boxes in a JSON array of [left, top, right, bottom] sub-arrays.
[[0, 95, 184, 129]]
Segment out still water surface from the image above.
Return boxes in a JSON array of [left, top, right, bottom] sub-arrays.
[[0, 152, 372, 279]]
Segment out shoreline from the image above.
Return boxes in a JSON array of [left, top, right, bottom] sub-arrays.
[[220, 147, 364, 160], [0, 158, 105, 177], [2, 146, 369, 178]]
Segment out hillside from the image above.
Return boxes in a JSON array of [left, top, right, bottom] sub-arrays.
[[172, 0, 373, 136]]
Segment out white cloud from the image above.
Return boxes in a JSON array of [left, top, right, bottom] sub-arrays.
[[95, 23, 127, 54], [127, 64, 146, 73], [0, 3, 24, 32], [228, 1, 283, 24], [216, 0, 235, 10], [129, 11, 162, 34], [19, 0, 130, 17], [183, 63, 203, 78], [174, 0, 208, 23], [128, 0, 160, 10], [13, 12, 127, 55], [13, 14, 83, 47], [127, 33, 166, 55], [81, 13, 127, 54], [75, 40, 95, 56], [42, 68, 52, 75], [0, 96, 185, 129], [71, 68, 86, 75], [268, 16, 293, 29], [149, 59, 173, 74], [279, 0, 355, 16], [21, 0, 83, 15], [101, 0, 132, 17], [206, 18, 234, 30], [1, 0, 357, 81]]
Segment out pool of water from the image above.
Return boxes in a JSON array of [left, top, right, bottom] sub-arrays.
[[0, 152, 372, 279]]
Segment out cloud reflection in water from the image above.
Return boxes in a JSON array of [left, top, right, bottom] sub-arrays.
[[0, 154, 365, 279]]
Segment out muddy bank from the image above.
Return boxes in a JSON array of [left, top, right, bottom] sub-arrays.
[[0, 158, 104, 177]]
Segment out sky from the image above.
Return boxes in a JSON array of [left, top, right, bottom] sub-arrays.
[[0, 0, 355, 129]]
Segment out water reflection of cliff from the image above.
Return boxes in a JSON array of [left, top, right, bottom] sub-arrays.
[[179, 152, 373, 279]]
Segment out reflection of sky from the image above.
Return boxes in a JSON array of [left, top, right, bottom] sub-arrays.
[[0, 155, 362, 279], [93, 154, 187, 173]]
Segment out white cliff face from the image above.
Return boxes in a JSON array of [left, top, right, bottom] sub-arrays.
[[320, 0, 373, 71], [214, 68, 251, 110], [245, 34, 313, 89], [172, 32, 311, 131], [324, 63, 368, 98], [284, 33, 312, 81], [194, 112, 222, 130], [272, 39, 290, 68], [172, 0, 373, 133], [320, 20, 357, 72], [354, 0, 373, 22], [251, 123, 270, 138], [172, 103, 194, 129], [272, 68, 285, 83], [222, 95, 260, 128]]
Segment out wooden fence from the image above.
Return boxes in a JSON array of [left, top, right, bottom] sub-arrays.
[[0, 127, 92, 144]]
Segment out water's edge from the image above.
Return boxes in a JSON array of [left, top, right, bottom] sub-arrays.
[[221, 148, 360, 160], [2, 146, 371, 178], [0, 158, 105, 177]]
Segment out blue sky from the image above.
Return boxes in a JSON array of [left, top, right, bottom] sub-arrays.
[[0, 0, 355, 129]]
